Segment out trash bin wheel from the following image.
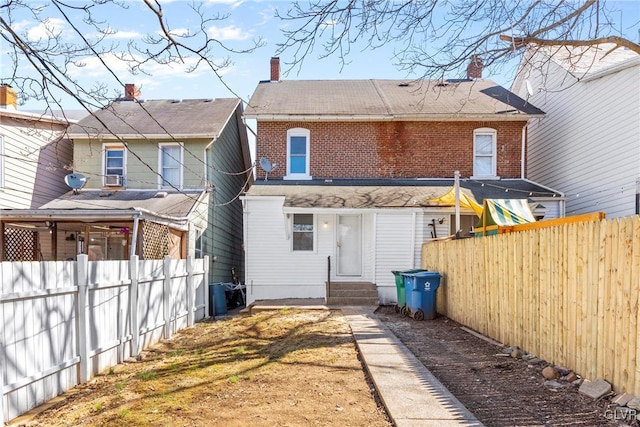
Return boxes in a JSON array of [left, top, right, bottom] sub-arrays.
[[400, 305, 408, 316], [405, 307, 412, 317], [413, 309, 425, 321], [394, 304, 401, 313]]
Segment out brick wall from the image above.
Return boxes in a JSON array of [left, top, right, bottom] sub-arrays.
[[256, 120, 528, 179]]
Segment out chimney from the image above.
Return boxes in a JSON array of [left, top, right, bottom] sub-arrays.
[[270, 57, 280, 82], [466, 55, 483, 79], [0, 84, 17, 109], [124, 83, 140, 100]]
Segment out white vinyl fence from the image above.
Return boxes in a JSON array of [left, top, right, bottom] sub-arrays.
[[1, 254, 209, 423]]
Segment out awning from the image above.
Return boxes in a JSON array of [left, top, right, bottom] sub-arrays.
[[479, 199, 536, 227], [425, 186, 483, 217]]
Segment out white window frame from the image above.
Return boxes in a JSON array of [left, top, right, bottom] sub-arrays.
[[158, 142, 184, 189], [472, 128, 499, 179], [102, 143, 126, 186], [285, 128, 311, 180], [194, 228, 203, 258], [291, 213, 315, 252], [0, 135, 4, 188]]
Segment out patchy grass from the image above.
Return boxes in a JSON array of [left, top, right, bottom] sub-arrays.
[[18, 310, 391, 427]]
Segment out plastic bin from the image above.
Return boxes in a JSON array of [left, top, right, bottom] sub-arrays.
[[392, 269, 427, 316], [407, 271, 441, 321], [208, 283, 228, 317]]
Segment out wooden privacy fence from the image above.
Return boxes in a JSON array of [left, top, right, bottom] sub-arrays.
[[422, 216, 640, 394], [1, 255, 209, 423]]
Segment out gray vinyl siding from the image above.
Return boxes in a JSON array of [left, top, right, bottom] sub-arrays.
[[0, 117, 71, 209], [516, 55, 640, 218], [206, 110, 249, 283]]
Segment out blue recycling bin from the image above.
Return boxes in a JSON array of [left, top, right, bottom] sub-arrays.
[[406, 271, 441, 321], [208, 283, 228, 316], [400, 270, 428, 317], [392, 269, 427, 315]]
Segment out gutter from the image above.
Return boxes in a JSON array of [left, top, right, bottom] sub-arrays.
[[243, 113, 543, 122], [581, 56, 640, 83]]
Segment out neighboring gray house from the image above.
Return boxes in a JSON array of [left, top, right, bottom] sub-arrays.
[[0, 85, 252, 283], [512, 43, 640, 218]]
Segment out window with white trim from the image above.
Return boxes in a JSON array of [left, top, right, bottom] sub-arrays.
[[286, 128, 311, 179], [104, 145, 126, 186], [194, 228, 203, 258], [292, 214, 314, 251], [159, 143, 183, 189], [472, 128, 497, 178]]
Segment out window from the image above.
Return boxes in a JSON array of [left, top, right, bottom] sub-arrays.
[[473, 128, 498, 178], [194, 229, 203, 258], [286, 128, 311, 179], [292, 214, 314, 251], [104, 145, 125, 186], [0, 135, 4, 188], [159, 143, 183, 188]]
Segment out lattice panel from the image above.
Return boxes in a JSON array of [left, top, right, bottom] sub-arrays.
[[4, 228, 39, 261], [142, 221, 169, 260]]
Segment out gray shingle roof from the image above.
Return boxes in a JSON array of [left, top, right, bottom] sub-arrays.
[[68, 98, 241, 137], [244, 79, 544, 120]]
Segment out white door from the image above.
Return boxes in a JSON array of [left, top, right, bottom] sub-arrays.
[[337, 214, 362, 276]]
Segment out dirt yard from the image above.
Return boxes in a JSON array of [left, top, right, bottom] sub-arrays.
[[12, 309, 391, 427]]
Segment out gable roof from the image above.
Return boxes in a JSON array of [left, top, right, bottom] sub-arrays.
[[244, 79, 544, 121], [67, 98, 242, 138], [532, 43, 640, 79]]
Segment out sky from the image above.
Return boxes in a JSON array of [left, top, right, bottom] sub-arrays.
[[4, 0, 640, 112]]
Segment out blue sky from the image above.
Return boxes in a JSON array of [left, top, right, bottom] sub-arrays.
[[6, 0, 640, 111]]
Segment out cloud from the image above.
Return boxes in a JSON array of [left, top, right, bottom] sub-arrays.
[[167, 28, 190, 37], [108, 30, 144, 40], [204, 0, 246, 7], [26, 18, 67, 42], [207, 25, 251, 41]]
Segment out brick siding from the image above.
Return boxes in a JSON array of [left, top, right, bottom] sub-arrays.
[[256, 120, 528, 179]]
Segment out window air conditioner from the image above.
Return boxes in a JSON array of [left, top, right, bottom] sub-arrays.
[[105, 174, 122, 186]]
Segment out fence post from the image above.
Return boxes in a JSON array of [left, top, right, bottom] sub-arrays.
[[186, 256, 194, 327], [204, 256, 210, 318], [163, 255, 172, 340], [129, 255, 140, 357], [1, 313, 5, 424], [76, 254, 91, 383]]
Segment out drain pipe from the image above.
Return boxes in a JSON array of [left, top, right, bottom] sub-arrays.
[[521, 124, 528, 179]]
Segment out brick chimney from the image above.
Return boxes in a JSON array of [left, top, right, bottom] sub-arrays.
[[270, 57, 280, 82], [0, 84, 17, 109], [466, 55, 483, 79], [124, 83, 140, 100]]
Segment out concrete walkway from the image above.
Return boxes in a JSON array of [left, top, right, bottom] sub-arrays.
[[250, 301, 483, 426]]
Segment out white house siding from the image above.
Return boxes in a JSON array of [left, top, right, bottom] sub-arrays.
[[0, 116, 71, 209], [517, 54, 640, 218]]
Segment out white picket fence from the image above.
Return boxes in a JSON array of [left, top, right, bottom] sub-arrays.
[[0, 254, 210, 423]]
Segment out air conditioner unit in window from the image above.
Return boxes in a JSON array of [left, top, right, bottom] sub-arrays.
[[105, 174, 122, 187]]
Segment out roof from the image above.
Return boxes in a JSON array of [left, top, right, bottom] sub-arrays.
[[243, 179, 563, 209], [67, 98, 241, 138], [34, 189, 206, 218], [535, 43, 640, 78], [244, 79, 544, 121], [0, 108, 74, 125]]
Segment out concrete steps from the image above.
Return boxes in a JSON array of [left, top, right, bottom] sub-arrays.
[[326, 281, 379, 306]]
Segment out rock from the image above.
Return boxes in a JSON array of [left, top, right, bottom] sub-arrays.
[[626, 396, 640, 411], [572, 378, 583, 386], [545, 380, 563, 389], [578, 378, 612, 400], [555, 366, 571, 376], [612, 392, 635, 407], [564, 372, 578, 383], [542, 366, 559, 380], [511, 349, 524, 359]]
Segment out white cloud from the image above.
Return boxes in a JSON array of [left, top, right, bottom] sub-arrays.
[[167, 28, 190, 37], [207, 24, 251, 41], [108, 30, 144, 40], [27, 18, 67, 42], [204, 0, 245, 8]]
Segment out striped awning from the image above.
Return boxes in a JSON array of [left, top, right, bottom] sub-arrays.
[[480, 199, 536, 227]]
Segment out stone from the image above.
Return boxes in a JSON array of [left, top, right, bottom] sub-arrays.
[[612, 392, 635, 407], [555, 366, 571, 376], [511, 349, 524, 359], [626, 396, 640, 411], [542, 366, 559, 380], [572, 378, 583, 386], [545, 380, 563, 389], [578, 378, 612, 400], [564, 372, 578, 383], [528, 357, 543, 365]]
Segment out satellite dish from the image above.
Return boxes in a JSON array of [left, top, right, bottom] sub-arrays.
[[64, 173, 88, 194], [525, 80, 534, 97], [259, 156, 277, 181]]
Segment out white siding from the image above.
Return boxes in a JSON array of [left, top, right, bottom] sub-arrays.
[[0, 116, 72, 209], [516, 55, 640, 218]]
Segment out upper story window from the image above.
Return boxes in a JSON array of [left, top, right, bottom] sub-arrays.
[[285, 128, 311, 180], [0, 135, 4, 188], [292, 213, 314, 251], [159, 143, 183, 189], [104, 144, 126, 186], [472, 128, 498, 179]]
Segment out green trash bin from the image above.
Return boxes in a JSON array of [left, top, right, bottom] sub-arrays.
[[391, 269, 427, 316]]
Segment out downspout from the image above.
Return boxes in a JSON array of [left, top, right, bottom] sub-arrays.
[[521, 123, 528, 179]]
